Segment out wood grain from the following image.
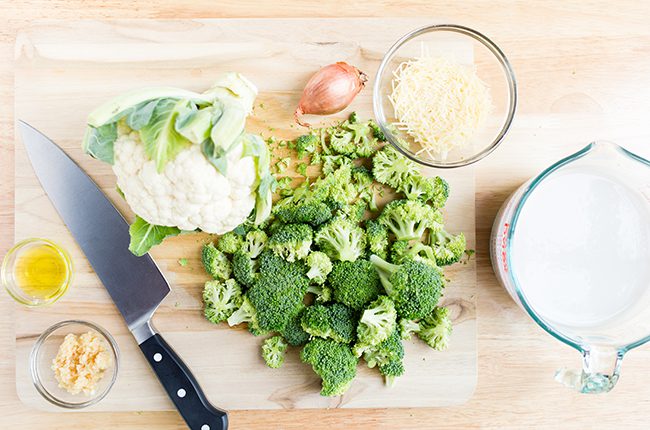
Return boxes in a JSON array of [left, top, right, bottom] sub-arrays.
[[2, 1, 650, 429], [13, 18, 477, 412]]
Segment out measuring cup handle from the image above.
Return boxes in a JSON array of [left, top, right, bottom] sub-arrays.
[[555, 348, 624, 394]]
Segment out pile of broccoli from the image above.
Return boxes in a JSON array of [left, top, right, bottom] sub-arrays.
[[200, 113, 466, 397]]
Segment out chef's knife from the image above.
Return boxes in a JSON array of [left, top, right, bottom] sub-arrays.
[[19, 121, 227, 430]]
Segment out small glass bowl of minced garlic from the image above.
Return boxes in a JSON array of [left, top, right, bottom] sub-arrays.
[[30, 320, 119, 408]]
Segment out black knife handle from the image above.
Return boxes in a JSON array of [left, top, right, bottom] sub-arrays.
[[140, 334, 228, 430]]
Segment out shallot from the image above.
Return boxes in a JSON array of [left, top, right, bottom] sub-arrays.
[[294, 62, 368, 127]]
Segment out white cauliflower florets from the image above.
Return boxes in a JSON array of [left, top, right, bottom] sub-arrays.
[[113, 130, 257, 234]]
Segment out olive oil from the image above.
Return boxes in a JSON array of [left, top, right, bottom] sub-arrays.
[[14, 243, 68, 300]]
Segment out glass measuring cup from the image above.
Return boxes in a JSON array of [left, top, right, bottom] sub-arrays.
[[491, 141, 650, 393]]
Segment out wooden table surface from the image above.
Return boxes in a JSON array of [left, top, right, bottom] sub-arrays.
[[2, 1, 650, 429]]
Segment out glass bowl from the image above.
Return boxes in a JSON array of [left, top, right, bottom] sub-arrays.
[[373, 24, 517, 168], [2, 238, 73, 306], [30, 320, 119, 409]]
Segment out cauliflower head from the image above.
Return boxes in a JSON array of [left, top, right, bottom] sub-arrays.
[[113, 127, 257, 234], [82, 73, 273, 255]]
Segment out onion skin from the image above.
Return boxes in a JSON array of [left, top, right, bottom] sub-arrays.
[[295, 62, 368, 127]]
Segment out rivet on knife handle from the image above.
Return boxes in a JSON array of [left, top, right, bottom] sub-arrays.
[[140, 333, 228, 430]]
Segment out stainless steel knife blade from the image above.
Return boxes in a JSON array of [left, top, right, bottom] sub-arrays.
[[18, 120, 169, 339], [19, 121, 228, 429]]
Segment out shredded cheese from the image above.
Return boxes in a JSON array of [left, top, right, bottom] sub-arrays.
[[51, 331, 112, 395], [389, 56, 492, 159]]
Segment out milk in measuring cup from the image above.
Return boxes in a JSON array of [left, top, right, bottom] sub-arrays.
[[491, 142, 650, 393], [499, 166, 650, 330]]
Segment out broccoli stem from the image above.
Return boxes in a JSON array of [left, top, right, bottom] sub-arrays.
[[306, 266, 321, 280], [434, 230, 450, 244], [369, 254, 397, 295], [227, 300, 255, 327], [339, 246, 359, 262], [384, 374, 397, 387], [385, 218, 425, 241]]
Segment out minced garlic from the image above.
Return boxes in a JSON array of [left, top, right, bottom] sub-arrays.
[[51, 331, 112, 395]]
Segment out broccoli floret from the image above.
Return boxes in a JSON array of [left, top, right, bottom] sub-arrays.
[[232, 250, 258, 287], [372, 145, 418, 189], [274, 201, 332, 227], [203, 278, 243, 324], [295, 134, 319, 159], [398, 318, 421, 340], [201, 243, 232, 281], [307, 283, 333, 303], [329, 129, 356, 155], [361, 328, 404, 369], [322, 154, 348, 176], [272, 185, 309, 215], [310, 151, 322, 165], [258, 249, 306, 279], [429, 176, 449, 209], [300, 338, 358, 397], [227, 295, 264, 335], [431, 230, 467, 266], [322, 197, 344, 212], [297, 162, 308, 177], [216, 231, 244, 254], [309, 163, 355, 207], [361, 189, 378, 212], [353, 295, 397, 356], [243, 229, 268, 258], [346, 121, 377, 158], [401, 175, 450, 208], [301, 303, 357, 344], [247, 264, 309, 332], [315, 217, 366, 262], [327, 168, 358, 208], [329, 260, 382, 310], [318, 127, 332, 155], [352, 166, 374, 188], [389, 240, 409, 263], [352, 165, 377, 211], [390, 240, 437, 266], [340, 200, 367, 224], [260, 217, 285, 239], [268, 223, 313, 262], [329, 185, 361, 213], [281, 305, 311, 346], [417, 306, 452, 351], [368, 120, 386, 141], [306, 251, 333, 284], [370, 255, 443, 320], [246, 250, 309, 332], [354, 138, 377, 158], [365, 220, 389, 259], [379, 199, 443, 241], [357, 181, 379, 212], [348, 111, 358, 123], [401, 175, 434, 202], [379, 359, 404, 387], [262, 336, 288, 369]]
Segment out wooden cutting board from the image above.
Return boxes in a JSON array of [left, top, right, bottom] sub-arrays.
[[13, 19, 476, 411]]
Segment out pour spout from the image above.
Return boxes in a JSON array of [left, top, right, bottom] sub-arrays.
[[555, 347, 623, 394]]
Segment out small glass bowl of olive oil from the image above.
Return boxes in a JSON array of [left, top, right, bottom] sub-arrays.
[[2, 238, 73, 306]]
